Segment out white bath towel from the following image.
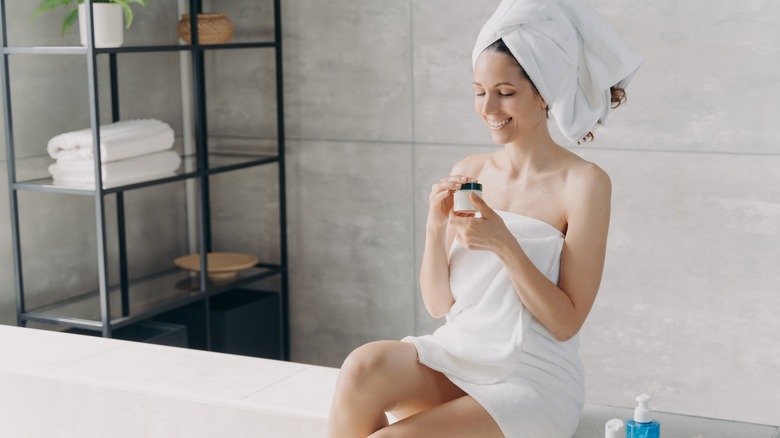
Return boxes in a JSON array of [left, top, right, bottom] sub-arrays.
[[47, 119, 175, 163], [472, 0, 642, 143], [49, 150, 182, 189], [403, 210, 584, 438]]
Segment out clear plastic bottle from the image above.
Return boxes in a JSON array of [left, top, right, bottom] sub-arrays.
[[626, 393, 661, 438], [605, 418, 624, 438]]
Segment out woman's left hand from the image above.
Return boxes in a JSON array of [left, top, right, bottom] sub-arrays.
[[450, 193, 514, 253]]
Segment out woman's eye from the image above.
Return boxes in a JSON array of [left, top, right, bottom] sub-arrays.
[[499, 92, 515, 97], [475, 92, 486, 97]]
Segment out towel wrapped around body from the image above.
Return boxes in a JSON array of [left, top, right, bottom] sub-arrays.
[[403, 210, 584, 438]]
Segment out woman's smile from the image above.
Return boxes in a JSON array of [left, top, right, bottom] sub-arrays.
[[487, 117, 512, 130]]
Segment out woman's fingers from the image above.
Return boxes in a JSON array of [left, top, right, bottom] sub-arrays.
[[441, 175, 476, 184], [435, 189, 451, 201], [431, 180, 462, 194], [430, 175, 477, 203], [432, 175, 476, 190]]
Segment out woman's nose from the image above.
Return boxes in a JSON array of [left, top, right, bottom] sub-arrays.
[[481, 93, 499, 115]]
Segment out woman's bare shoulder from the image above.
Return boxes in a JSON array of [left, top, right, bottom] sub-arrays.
[[555, 147, 610, 187], [450, 151, 493, 179], [561, 153, 612, 210]]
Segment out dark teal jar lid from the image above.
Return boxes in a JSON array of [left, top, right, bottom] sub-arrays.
[[458, 182, 482, 191]]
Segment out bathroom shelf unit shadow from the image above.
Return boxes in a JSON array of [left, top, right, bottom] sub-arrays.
[[0, 0, 290, 360]]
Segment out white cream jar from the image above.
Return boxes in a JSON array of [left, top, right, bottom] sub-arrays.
[[453, 182, 482, 215]]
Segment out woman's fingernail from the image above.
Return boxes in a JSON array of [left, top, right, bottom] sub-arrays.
[[460, 176, 466, 181]]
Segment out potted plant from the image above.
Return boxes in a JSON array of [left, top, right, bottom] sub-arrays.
[[33, 0, 147, 48]]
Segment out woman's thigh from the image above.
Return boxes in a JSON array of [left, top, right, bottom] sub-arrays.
[[370, 395, 503, 438], [337, 340, 466, 419]]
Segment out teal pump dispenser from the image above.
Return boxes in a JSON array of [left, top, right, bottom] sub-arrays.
[[626, 394, 660, 438]]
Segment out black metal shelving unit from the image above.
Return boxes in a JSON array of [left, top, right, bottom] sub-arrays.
[[0, 0, 290, 360]]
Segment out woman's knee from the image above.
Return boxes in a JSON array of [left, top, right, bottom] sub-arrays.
[[338, 341, 394, 389]]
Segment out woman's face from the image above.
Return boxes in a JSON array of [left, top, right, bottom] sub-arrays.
[[473, 50, 547, 144]]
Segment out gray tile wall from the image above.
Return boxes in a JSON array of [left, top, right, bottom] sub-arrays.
[[282, 0, 413, 142], [2, 0, 779, 427], [285, 140, 415, 365]]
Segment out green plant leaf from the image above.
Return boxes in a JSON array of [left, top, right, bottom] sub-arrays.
[[33, 0, 72, 17], [34, 0, 148, 35], [113, 0, 133, 29], [61, 8, 78, 36]]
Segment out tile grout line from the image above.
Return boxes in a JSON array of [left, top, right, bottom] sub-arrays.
[[409, 0, 418, 337], [51, 343, 126, 372], [239, 366, 310, 401]]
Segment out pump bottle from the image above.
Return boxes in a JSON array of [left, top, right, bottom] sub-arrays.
[[626, 393, 660, 438]]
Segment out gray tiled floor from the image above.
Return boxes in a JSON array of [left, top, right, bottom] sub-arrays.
[[575, 405, 779, 438]]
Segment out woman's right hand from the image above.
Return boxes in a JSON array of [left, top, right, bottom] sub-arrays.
[[427, 175, 476, 230]]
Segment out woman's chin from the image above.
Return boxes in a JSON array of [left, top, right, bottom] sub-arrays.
[[489, 130, 513, 144]]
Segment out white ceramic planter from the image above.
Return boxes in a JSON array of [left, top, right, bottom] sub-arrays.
[[78, 3, 123, 48]]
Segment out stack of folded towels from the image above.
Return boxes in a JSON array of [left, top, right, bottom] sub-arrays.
[[47, 119, 182, 188]]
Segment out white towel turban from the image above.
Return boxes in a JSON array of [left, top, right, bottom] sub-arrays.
[[472, 0, 642, 143]]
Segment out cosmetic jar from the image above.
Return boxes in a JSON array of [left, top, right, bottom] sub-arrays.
[[454, 182, 482, 215]]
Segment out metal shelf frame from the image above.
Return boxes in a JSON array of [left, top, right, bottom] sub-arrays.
[[0, 0, 290, 360], [12, 152, 281, 195], [23, 264, 284, 331], [2, 41, 276, 56]]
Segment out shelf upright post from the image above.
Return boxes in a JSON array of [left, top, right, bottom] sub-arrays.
[[108, 53, 130, 317], [189, 0, 213, 349], [0, 0, 27, 327], [109, 55, 120, 122], [273, 0, 290, 361], [83, 0, 112, 337], [116, 190, 129, 317]]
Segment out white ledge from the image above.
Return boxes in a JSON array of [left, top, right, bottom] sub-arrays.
[[0, 324, 337, 437], [1, 324, 777, 438]]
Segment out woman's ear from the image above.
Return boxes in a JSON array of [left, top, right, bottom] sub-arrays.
[[539, 96, 548, 110], [533, 91, 547, 110]]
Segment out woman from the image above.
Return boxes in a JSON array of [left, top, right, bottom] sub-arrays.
[[327, 1, 641, 437]]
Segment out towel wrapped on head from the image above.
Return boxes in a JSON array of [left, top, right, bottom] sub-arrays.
[[472, 0, 642, 143]]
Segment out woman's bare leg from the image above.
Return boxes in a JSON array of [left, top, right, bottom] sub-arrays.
[[368, 395, 503, 438], [326, 340, 466, 438]]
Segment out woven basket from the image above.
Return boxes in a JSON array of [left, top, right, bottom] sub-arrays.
[[177, 13, 234, 45]]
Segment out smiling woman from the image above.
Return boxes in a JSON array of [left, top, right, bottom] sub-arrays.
[[477, 38, 629, 144], [472, 47, 550, 149], [326, 0, 642, 437]]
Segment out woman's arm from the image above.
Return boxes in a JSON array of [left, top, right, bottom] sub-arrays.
[[419, 220, 455, 318], [419, 160, 480, 318], [454, 163, 611, 340]]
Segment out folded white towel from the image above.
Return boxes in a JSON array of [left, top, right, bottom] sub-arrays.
[[49, 150, 182, 189], [472, 0, 642, 143], [47, 119, 175, 163]]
